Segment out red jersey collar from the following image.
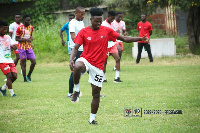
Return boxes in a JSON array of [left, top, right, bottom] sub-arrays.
[[106, 19, 112, 25]]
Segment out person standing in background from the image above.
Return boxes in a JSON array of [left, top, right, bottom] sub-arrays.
[[136, 13, 153, 64], [60, 14, 75, 55]]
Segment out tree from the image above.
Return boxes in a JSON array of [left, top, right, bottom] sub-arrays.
[[70, 0, 102, 7], [20, 0, 60, 25], [106, 0, 200, 54], [0, 0, 31, 3]]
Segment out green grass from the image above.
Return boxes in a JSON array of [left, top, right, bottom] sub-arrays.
[[0, 56, 200, 132]]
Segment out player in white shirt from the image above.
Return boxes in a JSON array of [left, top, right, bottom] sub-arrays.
[[9, 13, 22, 66], [102, 11, 122, 83], [0, 21, 18, 97], [112, 12, 128, 71], [67, 7, 85, 98]]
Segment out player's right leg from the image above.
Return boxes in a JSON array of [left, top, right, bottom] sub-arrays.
[[71, 59, 86, 103], [68, 50, 83, 98]]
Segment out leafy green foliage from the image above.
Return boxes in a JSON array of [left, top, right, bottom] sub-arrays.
[[32, 18, 69, 62], [20, 0, 60, 25], [0, 0, 31, 4], [70, 0, 102, 7]]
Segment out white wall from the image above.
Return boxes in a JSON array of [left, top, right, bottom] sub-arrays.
[[132, 38, 176, 58]]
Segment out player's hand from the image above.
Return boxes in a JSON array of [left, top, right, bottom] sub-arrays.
[[141, 35, 149, 44], [69, 60, 75, 72], [124, 31, 128, 36], [116, 30, 120, 33], [62, 40, 65, 46], [11, 44, 17, 50], [26, 37, 33, 42]]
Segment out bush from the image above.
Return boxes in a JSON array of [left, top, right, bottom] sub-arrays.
[[32, 18, 70, 63]]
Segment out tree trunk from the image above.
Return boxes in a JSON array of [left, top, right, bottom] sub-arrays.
[[187, 6, 200, 54]]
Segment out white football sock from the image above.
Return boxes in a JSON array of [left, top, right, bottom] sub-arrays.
[[2, 84, 7, 90], [115, 70, 120, 79], [9, 89, 14, 96], [90, 113, 96, 123], [113, 65, 116, 70], [74, 84, 79, 92]]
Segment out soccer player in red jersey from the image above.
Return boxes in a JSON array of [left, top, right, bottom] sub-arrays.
[[16, 14, 36, 82], [0, 21, 18, 97], [136, 13, 153, 64], [69, 7, 149, 124]]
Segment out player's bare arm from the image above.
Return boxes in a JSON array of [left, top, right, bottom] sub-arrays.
[[69, 43, 80, 71], [117, 35, 149, 43], [11, 44, 17, 50], [70, 32, 76, 41], [59, 29, 65, 46], [16, 36, 32, 43]]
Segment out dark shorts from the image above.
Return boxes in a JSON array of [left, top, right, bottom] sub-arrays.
[[18, 49, 36, 60]]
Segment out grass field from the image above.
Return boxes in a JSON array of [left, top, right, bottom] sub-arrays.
[[0, 56, 200, 133]]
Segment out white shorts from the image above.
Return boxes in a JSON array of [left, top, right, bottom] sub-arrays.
[[76, 57, 104, 88]]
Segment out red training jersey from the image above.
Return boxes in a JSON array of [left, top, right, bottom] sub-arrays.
[[74, 26, 119, 70], [136, 21, 153, 43], [16, 24, 33, 50]]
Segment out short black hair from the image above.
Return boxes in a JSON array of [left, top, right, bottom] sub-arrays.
[[75, 6, 85, 13], [0, 20, 8, 27], [141, 13, 147, 16], [68, 14, 75, 18], [116, 12, 123, 16], [89, 7, 104, 17], [23, 14, 31, 19], [15, 13, 21, 16], [108, 11, 116, 17]]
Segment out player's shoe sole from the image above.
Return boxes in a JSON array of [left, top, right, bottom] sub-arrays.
[[71, 91, 82, 103]]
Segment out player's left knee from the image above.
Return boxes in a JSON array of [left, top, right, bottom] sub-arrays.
[[93, 92, 100, 99], [13, 74, 17, 81]]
